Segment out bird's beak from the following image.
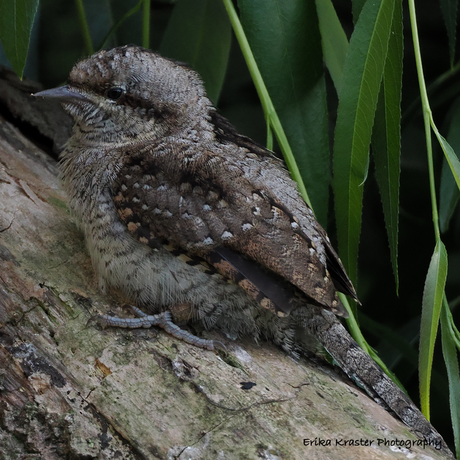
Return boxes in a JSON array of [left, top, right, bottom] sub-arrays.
[[33, 85, 90, 103]]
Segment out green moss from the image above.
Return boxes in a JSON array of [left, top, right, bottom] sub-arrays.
[[47, 196, 69, 211], [220, 351, 248, 374]]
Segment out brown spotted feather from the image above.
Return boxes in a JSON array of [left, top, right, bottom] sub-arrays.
[[112, 141, 354, 316]]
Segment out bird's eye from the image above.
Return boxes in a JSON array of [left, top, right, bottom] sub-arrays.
[[106, 87, 124, 100]]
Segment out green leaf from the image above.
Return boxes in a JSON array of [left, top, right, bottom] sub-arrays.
[[0, 0, 39, 78], [435, 129, 460, 192], [439, 0, 458, 67], [419, 240, 448, 420], [352, 0, 367, 23], [159, 0, 231, 104], [440, 100, 460, 232], [440, 156, 460, 233], [372, 0, 403, 292], [239, 0, 330, 226], [333, 0, 396, 283], [315, 0, 349, 94], [440, 298, 460, 456]]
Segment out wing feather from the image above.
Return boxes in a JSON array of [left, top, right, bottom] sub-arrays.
[[112, 139, 356, 315]]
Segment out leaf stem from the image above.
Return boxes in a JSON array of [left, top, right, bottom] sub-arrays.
[[407, 0, 440, 241], [142, 0, 150, 49], [74, 0, 94, 55], [98, 0, 144, 50], [221, 0, 312, 209], [340, 293, 407, 391]]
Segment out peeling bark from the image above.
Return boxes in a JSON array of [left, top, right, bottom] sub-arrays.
[[0, 69, 453, 460]]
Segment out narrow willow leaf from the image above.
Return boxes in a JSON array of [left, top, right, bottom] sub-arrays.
[[439, 0, 458, 67], [352, 0, 367, 23], [239, 0, 330, 225], [419, 240, 448, 420], [440, 100, 460, 232], [160, 0, 231, 103], [446, 305, 460, 348], [315, 0, 349, 94], [372, 0, 403, 292], [333, 0, 396, 283], [0, 0, 39, 78], [435, 129, 460, 192], [440, 299, 460, 456], [440, 157, 460, 233]]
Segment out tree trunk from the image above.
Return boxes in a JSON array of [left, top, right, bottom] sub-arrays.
[[0, 68, 453, 460]]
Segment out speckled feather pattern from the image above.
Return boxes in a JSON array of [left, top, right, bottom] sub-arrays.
[[46, 46, 449, 450], [112, 140, 343, 314], [60, 46, 355, 319]]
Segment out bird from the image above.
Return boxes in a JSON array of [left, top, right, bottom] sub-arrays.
[[34, 45, 448, 452]]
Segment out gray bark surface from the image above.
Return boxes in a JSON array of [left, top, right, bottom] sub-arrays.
[[0, 69, 453, 459]]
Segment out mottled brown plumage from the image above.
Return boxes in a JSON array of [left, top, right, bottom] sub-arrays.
[[54, 45, 356, 319], [112, 133, 354, 315], [33, 46, 449, 453]]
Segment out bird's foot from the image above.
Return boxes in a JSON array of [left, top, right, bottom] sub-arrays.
[[91, 305, 225, 351]]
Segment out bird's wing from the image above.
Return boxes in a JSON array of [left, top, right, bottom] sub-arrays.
[[111, 139, 356, 316]]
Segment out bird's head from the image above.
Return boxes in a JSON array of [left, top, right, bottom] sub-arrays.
[[34, 46, 212, 143]]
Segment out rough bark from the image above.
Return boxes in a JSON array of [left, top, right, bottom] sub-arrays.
[[0, 69, 453, 459]]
